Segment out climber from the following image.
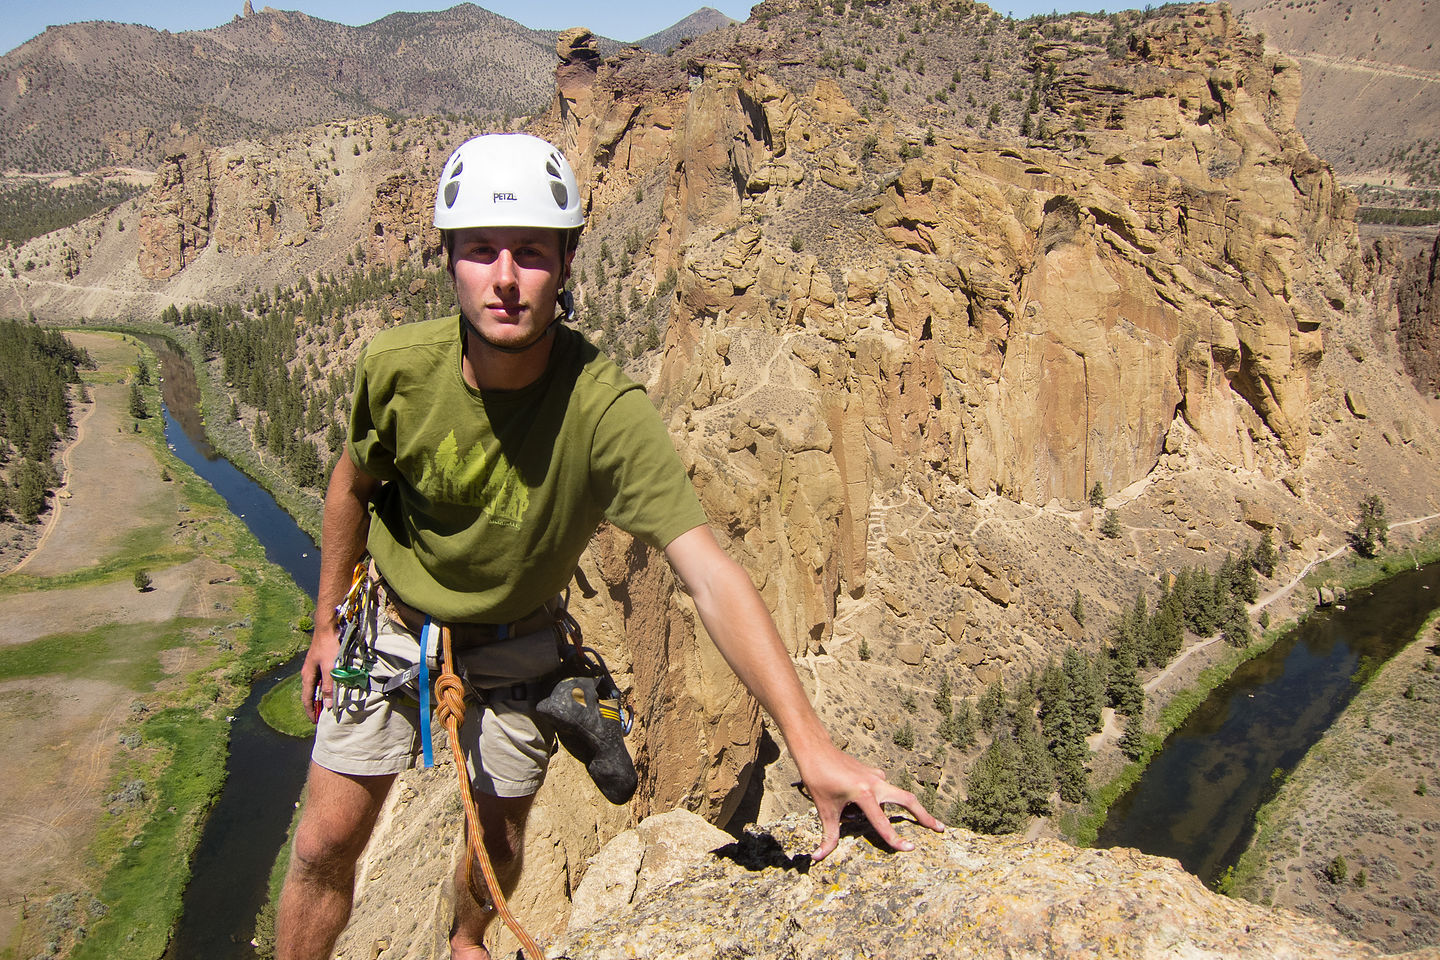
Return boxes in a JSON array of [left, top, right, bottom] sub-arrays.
[[272, 132, 941, 960]]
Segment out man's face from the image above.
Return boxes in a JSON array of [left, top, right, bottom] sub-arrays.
[[448, 226, 572, 350]]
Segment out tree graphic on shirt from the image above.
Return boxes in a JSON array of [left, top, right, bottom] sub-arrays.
[[419, 430, 529, 526]]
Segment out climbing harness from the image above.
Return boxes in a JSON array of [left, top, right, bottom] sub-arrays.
[[329, 571, 636, 957]]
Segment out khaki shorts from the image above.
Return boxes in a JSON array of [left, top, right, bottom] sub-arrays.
[[312, 598, 563, 798]]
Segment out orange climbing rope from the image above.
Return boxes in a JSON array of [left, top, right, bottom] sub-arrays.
[[432, 624, 543, 960]]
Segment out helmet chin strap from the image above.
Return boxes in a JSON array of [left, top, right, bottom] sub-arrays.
[[467, 290, 574, 355]]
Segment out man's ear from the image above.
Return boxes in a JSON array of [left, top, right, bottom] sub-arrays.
[[560, 245, 577, 286]]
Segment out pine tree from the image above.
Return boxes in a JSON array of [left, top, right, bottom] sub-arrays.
[[1070, 590, 1085, 627], [978, 679, 1007, 732], [128, 380, 148, 419], [961, 736, 1028, 834], [933, 672, 953, 716], [14, 457, 48, 522], [1220, 599, 1253, 647], [1015, 720, 1056, 815], [1120, 713, 1147, 760], [1253, 530, 1278, 578], [1101, 509, 1121, 538], [1107, 642, 1145, 718], [942, 699, 978, 747]]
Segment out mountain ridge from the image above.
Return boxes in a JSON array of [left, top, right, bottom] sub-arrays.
[[0, 4, 730, 174]]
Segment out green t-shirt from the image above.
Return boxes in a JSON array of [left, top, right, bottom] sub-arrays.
[[347, 315, 708, 623]]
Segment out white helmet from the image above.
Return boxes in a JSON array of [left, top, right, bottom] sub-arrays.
[[433, 133, 585, 231]]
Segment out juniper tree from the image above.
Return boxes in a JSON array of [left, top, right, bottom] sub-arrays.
[[1351, 495, 1388, 557]]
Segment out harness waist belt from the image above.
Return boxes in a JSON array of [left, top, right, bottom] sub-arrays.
[[382, 588, 555, 647]]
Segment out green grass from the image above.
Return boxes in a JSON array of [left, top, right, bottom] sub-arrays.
[[1303, 533, 1440, 596], [258, 672, 315, 738], [0, 620, 209, 688], [71, 707, 230, 960], [1357, 206, 1440, 226]]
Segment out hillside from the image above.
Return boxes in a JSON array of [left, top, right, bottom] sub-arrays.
[[0, 1, 1438, 957], [1228, 0, 1440, 188], [0, 4, 557, 173], [635, 7, 740, 53]]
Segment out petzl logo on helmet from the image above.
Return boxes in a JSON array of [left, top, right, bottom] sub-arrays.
[[493, 192, 517, 202]]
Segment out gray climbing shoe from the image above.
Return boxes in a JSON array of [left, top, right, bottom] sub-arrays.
[[537, 653, 636, 804]]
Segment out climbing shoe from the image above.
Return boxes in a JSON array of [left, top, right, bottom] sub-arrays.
[[537, 653, 636, 805]]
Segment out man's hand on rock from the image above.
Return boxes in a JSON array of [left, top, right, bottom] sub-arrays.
[[798, 744, 944, 862]]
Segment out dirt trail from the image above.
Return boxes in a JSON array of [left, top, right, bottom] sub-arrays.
[[9, 388, 98, 575]]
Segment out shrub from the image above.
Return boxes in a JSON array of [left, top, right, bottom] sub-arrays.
[[1323, 854, 1348, 884], [134, 570, 153, 592]]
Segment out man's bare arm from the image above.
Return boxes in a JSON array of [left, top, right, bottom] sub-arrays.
[[303, 449, 382, 722], [664, 524, 942, 860]]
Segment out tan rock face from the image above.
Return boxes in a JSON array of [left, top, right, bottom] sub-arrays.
[[136, 153, 215, 279], [555, 811, 1414, 960]]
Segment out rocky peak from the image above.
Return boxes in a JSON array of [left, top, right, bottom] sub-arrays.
[[556, 27, 601, 67]]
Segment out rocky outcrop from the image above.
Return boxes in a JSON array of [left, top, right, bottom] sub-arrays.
[[136, 154, 216, 279], [127, 117, 442, 282], [555, 811, 1430, 959], [1397, 232, 1440, 398]]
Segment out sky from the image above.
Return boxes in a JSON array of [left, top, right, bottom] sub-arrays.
[[2, 0, 1098, 58]]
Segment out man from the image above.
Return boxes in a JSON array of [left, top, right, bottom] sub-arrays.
[[275, 133, 940, 960]]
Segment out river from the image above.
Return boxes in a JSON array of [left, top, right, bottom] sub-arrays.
[[1097, 559, 1440, 885], [144, 337, 316, 960]]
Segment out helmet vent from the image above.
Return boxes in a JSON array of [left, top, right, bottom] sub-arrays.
[[550, 181, 569, 209], [444, 181, 460, 208]]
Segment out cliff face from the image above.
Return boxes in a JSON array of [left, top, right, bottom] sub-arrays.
[[133, 117, 434, 281], [537, 1, 1358, 666]]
